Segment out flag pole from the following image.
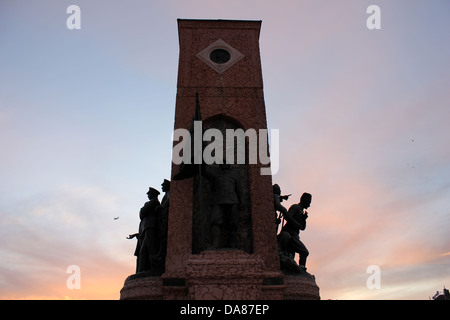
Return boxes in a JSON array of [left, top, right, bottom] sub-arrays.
[[195, 89, 206, 251]]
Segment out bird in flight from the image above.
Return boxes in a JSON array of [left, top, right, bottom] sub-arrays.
[[114, 216, 119, 220]]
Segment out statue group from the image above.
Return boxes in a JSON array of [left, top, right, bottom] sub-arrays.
[[129, 174, 313, 277], [128, 179, 170, 276], [273, 184, 312, 275]]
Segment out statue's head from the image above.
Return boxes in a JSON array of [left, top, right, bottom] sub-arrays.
[[273, 184, 281, 195], [300, 192, 312, 209], [161, 179, 170, 192], [147, 187, 160, 199]]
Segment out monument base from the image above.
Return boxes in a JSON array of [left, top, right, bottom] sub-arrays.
[[283, 274, 320, 300], [120, 250, 320, 300], [185, 250, 283, 300], [120, 273, 163, 300]]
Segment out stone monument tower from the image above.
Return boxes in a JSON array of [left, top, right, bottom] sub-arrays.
[[120, 19, 320, 300]]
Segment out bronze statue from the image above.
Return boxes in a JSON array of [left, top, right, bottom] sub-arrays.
[[128, 187, 161, 274], [157, 179, 170, 273], [273, 184, 289, 233], [203, 163, 244, 249], [278, 192, 311, 273], [128, 182, 170, 275]]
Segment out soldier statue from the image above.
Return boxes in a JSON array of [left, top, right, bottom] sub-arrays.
[[278, 192, 311, 274], [273, 184, 290, 234], [128, 187, 161, 274], [157, 179, 170, 273], [203, 163, 244, 249]]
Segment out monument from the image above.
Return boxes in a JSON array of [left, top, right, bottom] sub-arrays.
[[120, 19, 320, 300]]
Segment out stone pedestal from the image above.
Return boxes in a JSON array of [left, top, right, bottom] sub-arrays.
[[283, 275, 321, 300], [120, 266, 320, 300], [185, 250, 283, 300], [120, 273, 163, 300]]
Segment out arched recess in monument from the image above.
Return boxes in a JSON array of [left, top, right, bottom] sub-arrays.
[[192, 114, 253, 254]]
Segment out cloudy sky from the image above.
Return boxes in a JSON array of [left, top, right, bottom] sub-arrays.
[[0, 0, 449, 300]]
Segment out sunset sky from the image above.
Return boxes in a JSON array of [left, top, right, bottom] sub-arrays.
[[1, 0, 449, 300]]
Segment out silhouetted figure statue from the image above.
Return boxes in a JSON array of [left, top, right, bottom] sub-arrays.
[[126, 232, 140, 273], [273, 184, 289, 234], [157, 179, 170, 273], [136, 187, 161, 274], [278, 192, 311, 274], [203, 163, 244, 249]]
